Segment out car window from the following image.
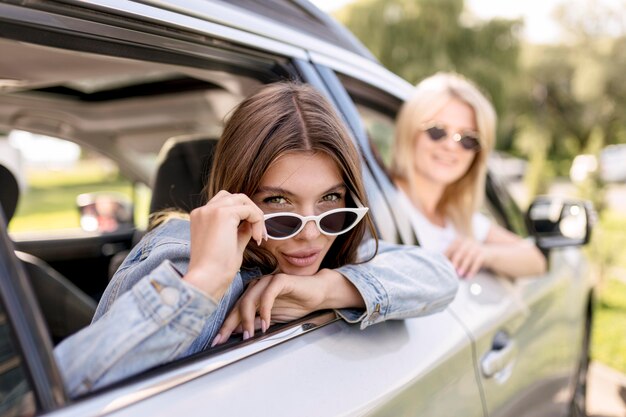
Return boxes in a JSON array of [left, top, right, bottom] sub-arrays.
[[0, 297, 36, 417], [336, 73, 400, 171], [6, 133, 151, 236]]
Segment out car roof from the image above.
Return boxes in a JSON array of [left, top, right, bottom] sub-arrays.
[[218, 0, 376, 60]]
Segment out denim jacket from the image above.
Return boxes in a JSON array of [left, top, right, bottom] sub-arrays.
[[54, 219, 457, 397]]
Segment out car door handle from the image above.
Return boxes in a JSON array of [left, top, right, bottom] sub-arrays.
[[481, 332, 517, 378]]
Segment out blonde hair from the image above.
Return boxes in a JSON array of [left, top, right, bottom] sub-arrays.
[[392, 72, 496, 235]]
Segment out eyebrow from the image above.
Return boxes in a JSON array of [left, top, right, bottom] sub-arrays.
[[255, 183, 346, 197]]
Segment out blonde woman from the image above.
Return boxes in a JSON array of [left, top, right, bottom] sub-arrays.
[[392, 72, 546, 279]]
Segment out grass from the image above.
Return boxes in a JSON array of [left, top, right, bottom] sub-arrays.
[[9, 160, 146, 233], [587, 209, 626, 374], [591, 277, 626, 373]]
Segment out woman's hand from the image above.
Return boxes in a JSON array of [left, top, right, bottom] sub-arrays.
[[183, 190, 267, 301], [445, 237, 487, 279], [212, 273, 326, 346]]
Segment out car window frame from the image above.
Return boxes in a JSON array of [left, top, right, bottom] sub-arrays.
[[0, 212, 67, 412]]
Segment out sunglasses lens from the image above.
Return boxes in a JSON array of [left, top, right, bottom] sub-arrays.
[[460, 135, 481, 151], [425, 126, 447, 141], [265, 215, 302, 238], [319, 211, 359, 234]]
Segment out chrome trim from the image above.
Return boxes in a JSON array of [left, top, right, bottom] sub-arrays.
[[51, 311, 339, 417]]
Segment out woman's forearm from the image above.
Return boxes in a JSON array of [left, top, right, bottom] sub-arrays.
[[334, 240, 458, 329], [483, 242, 547, 278], [316, 269, 366, 310]]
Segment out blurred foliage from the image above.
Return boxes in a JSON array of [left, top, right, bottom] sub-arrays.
[[336, 0, 626, 188], [591, 277, 626, 374], [336, 0, 522, 147]]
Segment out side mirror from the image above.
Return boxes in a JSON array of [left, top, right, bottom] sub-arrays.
[[526, 196, 595, 250], [76, 192, 134, 233]]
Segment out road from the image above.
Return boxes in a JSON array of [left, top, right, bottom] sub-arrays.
[[588, 361, 626, 417]]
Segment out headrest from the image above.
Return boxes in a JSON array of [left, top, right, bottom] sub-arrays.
[[149, 136, 219, 214], [0, 164, 19, 223]]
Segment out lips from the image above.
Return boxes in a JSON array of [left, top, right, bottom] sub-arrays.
[[433, 154, 457, 165], [281, 248, 322, 268]]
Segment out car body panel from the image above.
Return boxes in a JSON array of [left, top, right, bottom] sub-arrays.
[[448, 248, 592, 417], [46, 312, 480, 417]]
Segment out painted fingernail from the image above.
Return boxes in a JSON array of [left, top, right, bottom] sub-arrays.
[[256, 237, 262, 246], [243, 330, 250, 340], [261, 319, 267, 333], [210, 334, 221, 348]]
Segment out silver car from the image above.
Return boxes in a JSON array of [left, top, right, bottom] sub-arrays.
[[0, 1, 594, 416]]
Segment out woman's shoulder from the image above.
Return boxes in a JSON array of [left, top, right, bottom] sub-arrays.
[[149, 217, 191, 243], [118, 218, 191, 272]]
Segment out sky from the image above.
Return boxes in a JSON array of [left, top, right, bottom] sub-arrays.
[[310, 0, 567, 44]]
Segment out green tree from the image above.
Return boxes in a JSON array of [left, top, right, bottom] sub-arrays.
[[335, 0, 523, 148]]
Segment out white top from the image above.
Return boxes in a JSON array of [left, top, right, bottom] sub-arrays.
[[396, 188, 491, 253]]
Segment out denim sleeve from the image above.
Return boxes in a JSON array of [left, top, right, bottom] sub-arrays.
[[54, 260, 217, 397], [94, 231, 191, 322], [334, 239, 458, 329]]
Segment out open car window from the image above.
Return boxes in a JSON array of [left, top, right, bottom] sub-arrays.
[[0, 12, 348, 402]]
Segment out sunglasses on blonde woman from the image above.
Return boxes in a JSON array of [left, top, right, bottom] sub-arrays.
[[263, 193, 369, 240], [422, 122, 481, 151]]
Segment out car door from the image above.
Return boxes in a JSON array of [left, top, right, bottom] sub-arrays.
[[321, 61, 592, 416], [448, 179, 592, 417]]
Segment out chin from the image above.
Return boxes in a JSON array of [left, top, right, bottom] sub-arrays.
[[278, 262, 322, 277], [429, 172, 465, 186]]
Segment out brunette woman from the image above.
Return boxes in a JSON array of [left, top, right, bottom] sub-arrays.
[[55, 82, 457, 396]]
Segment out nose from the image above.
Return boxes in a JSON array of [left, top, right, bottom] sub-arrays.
[[296, 219, 321, 240], [443, 133, 461, 150]]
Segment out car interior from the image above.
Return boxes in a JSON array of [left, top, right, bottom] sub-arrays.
[[0, 36, 291, 346]]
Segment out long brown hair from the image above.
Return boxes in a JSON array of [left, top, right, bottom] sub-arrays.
[[205, 82, 377, 272]]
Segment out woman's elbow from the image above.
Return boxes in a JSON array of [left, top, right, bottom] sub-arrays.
[[430, 251, 459, 296]]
